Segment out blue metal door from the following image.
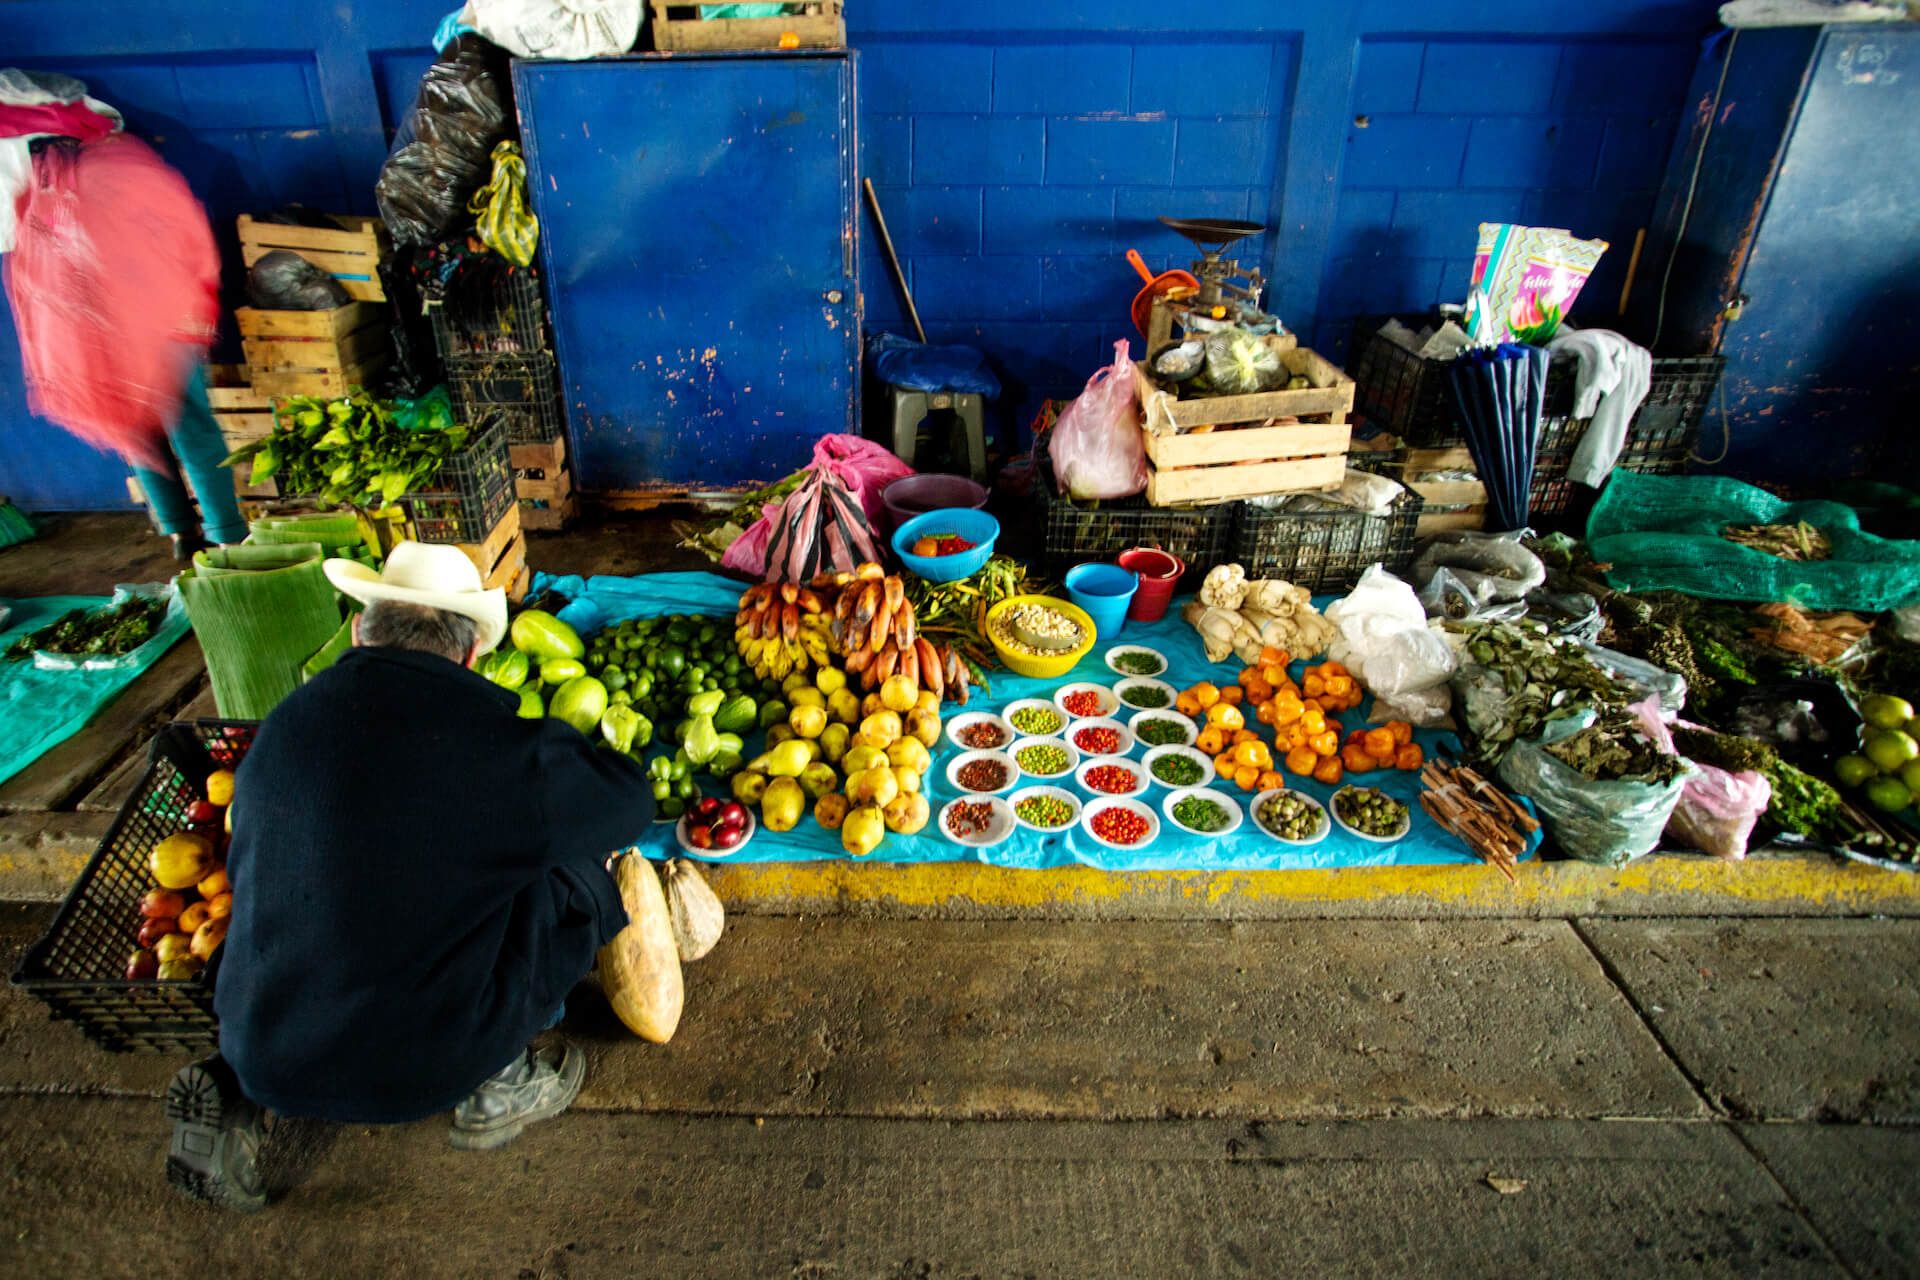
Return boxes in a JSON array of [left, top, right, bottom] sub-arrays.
[[515, 53, 859, 494]]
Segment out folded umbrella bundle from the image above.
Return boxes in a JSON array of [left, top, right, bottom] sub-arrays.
[[1448, 344, 1550, 532]]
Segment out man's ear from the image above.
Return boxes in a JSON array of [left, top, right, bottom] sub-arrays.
[[466, 642, 482, 670], [349, 613, 363, 646]]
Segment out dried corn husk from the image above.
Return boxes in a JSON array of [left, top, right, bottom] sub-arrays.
[[597, 854, 683, 1043], [663, 857, 724, 962]]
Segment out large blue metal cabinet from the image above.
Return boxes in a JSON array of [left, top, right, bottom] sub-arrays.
[[1627, 24, 1920, 485], [514, 53, 859, 495]]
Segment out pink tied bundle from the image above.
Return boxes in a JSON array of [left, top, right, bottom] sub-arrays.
[[3, 136, 218, 470], [723, 433, 913, 581]]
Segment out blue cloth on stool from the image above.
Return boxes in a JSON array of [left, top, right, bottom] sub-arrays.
[[869, 332, 1001, 397]]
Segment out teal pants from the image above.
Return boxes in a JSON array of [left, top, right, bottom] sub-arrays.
[[131, 367, 248, 544]]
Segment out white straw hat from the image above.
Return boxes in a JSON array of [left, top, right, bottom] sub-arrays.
[[323, 541, 508, 655]]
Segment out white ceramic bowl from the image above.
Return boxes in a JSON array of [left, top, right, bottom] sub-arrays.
[[1007, 784, 1083, 833], [938, 795, 1016, 849], [945, 748, 1018, 796], [1074, 753, 1149, 799], [944, 711, 1015, 753], [675, 806, 758, 858], [1079, 795, 1161, 852], [1330, 786, 1412, 843], [1009, 735, 1081, 781], [1003, 698, 1068, 738], [1104, 644, 1169, 679], [1141, 744, 1216, 791], [1065, 715, 1135, 759], [1052, 681, 1120, 721], [1128, 709, 1198, 750], [1161, 787, 1245, 838], [1249, 788, 1330, 846], [1113, 676, 1179, 715]]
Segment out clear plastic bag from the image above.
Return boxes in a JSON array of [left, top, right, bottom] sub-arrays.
[[374, 36, 512, 248], [1412, 531, 1546, 621], [31, 583, 187, 672], [1324, 566, 1458, 725], [1496, 703, 1690, 867], [1582, 642, 1687, 714], [1049, 341, 1147, 501]]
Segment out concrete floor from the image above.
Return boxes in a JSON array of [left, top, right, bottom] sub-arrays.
[[2, 512, 1918, 1275]]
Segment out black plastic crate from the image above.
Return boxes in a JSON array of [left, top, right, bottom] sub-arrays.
[[1033, 431, 1231, 588], [1232, 490, 1425, 593], [1624, 355, 1724, 462], [12, 721, 256, 1054], [429, 264, 550, 360], [1348, 314, 1579, 447], [448, 352, 564, 446], [405, 411, 514, 543]]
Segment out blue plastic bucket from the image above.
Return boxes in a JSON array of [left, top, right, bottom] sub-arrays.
[[1063, 563, 1139, 641]]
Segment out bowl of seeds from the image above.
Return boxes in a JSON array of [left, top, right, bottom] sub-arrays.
[[985, 595, 1096, 678], [1004, 698, 1067, 738], [947, 749, 1017, 796], [1331, 786, 1411, 843], [1162, 788, 1243, 838], [945, 712, 1014, 753], [939, 796, 1015, 849], [1010, 736, 1080, 780], [1009, 785, 1082, 833]]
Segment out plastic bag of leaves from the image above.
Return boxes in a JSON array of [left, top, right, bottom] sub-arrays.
[[1498, 702, 1691, 867]]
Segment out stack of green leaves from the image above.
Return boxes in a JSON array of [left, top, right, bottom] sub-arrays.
[[224, 391, 468, 508]]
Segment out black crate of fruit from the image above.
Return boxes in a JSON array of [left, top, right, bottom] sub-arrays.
[[1232, 489, 1425, 594], [1348, 313, 1579, 448], [429, 264, 550, 361], [404, 411, 514, 543], [11, 721, 256, 1054], [1034, 430, 1233, 588], [447, 351, 564, 446]]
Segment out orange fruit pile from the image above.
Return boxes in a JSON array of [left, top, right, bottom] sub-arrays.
[[1339, 721, 1424, 774]]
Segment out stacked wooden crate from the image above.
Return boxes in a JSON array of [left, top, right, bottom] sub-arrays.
[[1397, 446, 1488, 536], [233, 215, 392, 398], [649, 0, 843, 50], [453, 503, 531, 600], [511, 435, 574, 532], [205, 365, 280, 502], [1132, 333, 1356, 506]]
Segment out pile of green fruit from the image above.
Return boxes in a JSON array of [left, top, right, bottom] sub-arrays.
[[1833, 694, 1920, 816]]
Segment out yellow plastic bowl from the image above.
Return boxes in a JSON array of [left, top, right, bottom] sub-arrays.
[[985, 594, 1098, 679]]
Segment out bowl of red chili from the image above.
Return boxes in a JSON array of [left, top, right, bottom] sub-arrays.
[[1080, 796, 1160, 852], [1068, 716, 1135, 758], [1074, 754, 1148, 798], [892, 508, 999, 583]]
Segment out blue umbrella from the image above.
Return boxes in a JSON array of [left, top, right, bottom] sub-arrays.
[[1448, 344, 1550, 531]]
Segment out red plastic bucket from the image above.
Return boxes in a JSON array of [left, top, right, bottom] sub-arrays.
[[1118, 547, 1184, 622]]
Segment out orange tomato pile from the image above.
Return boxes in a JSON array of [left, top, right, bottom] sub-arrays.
[[1176, 646, 1424, 791]]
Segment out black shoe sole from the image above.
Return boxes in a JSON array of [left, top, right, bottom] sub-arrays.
[[166, 1061, 267, 1213]]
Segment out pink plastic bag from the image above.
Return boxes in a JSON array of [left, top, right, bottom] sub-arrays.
[[3, 136, 217, 469], [721, 434, 912, 577], [1635, 706, 1772, 861], [1049, 341, 1146, 501]]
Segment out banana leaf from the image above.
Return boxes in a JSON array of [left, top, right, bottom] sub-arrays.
[[177, 543, 345, 718]]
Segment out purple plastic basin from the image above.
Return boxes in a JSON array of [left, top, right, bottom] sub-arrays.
[[882, 474, 989, 533]]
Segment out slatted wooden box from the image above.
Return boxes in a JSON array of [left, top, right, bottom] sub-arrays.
[[237, 214, 388, 303], [511, 436, 575, 532], [650, 0, 843, 51], [236, 304, 391, 399]]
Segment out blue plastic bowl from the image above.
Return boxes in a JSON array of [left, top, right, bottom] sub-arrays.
[[893, 507, 1000, 583], [1064, 562, 1140, 640]]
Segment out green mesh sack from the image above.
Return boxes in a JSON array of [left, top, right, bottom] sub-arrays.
[[177, 543, 345, 719], [1586, 472, 1920, 613]]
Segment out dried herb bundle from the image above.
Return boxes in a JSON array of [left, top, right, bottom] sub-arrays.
[[1670, 725, 1838, 837], [1453, 620, 1630, 762], [1543, 709, 1689, 785], [1723, 521, 1831, 561]]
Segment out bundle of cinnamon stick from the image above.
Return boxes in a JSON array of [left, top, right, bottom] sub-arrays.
[[1419, 759, 1538, 880]]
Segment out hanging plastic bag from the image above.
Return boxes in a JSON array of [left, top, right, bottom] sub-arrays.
[[375, 36, 511, 247], [468, 141, 539, 267], [760, 467, 885, 584], [1049, 341, 1147, 502], [1582, 642, 1687, 715], [1324, 566, 1458, 726], [1496, 702, 1690, 867], [468, 0, 640, 59]]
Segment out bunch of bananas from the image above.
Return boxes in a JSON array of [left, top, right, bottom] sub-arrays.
[[734, 582, 831, 680], [817, 562, 972, 705]]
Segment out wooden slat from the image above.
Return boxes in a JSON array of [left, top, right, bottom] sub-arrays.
[[483, 533, 528, 592], [1145, 454, 1346, 506], [515, 466, 572, 504], [1417, 508, 1487, 536], [237, 213, 383, 255], [1143, 422, 1350, 470], [0, 637, 207, 813], [509, 437, 567, 471], [1134, 335, 1355, 432], [451, 505, 524, 580], [249, 354, 389, 398], [243, 321, 390, 374], [214, 411, 277, 445], [77, 685, 217, 813], [1406, 446, 1477, 472], [236, 302, 380, 341], [651, 0, 844, 50]]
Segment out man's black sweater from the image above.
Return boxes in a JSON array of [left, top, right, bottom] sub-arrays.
[[214, 645, 652, 1123]]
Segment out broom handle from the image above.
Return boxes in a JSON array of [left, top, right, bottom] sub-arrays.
[[863, 178, 927, 344]]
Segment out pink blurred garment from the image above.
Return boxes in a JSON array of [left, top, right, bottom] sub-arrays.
[[0, 101, 118, 144], [2, 135, 218, 468]]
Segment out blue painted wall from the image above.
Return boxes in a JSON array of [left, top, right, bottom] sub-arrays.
[[0, 0, 1719, 510]]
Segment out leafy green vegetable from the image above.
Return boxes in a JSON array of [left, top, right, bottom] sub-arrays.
[[223, 390, 468, 510], [5, 597, 166, 661], [1671, 725, 1840, 837]]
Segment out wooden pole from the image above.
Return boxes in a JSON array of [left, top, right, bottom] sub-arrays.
[[863, 178, 926, 344]]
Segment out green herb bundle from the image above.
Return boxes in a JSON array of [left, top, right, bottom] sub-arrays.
[[1670, 725, 1840, 837], [224, 390, 467, 508], [1452, 620, 1631, 763], [5, 597, 166, 661]]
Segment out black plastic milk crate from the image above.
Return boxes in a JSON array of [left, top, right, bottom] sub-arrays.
[[1232, 490, 1425, 593], [448, 351, 565, 446], [12, 721, 256, 1054], [429, 266, 550, 360], [1348, 314, 1578, 447], [405, 411, 514, 543], [1034, 432, 1233, 588]]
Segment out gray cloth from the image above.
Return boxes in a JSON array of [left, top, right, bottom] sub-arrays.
[[1549, 329, 1652, 488]]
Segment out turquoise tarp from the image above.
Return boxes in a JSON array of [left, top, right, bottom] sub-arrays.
[[0, 592, 192, 785], [531, 570, 1542, 871]]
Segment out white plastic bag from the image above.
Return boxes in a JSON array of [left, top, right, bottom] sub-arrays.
[[468, 0, 640, 59], [1049, 341, 1147, 501], [1324, 566, 1458, 725]]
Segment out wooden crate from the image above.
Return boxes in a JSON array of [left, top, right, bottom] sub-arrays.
[[1134, 334, 1356, 506], [237, 303, 391, 399], [237, 214, 388, 303], [512, 435, 575, 531], [451, 504, 528, 600], [205, 365, 277, 449], [650, 0, 843, 51]]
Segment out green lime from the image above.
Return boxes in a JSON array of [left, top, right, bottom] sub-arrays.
[[1901, 759, 1920, 794], [1864, 730, 1919, 773], [1834, 754, 1879, 788], [1861, 693, 1916, 731], [1863, 775, 1913, 814]]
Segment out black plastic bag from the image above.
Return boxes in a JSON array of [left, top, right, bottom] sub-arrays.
[[374, 36, 512, 248], [245, 249, 351, 311]]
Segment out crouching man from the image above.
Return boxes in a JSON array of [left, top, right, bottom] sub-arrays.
[[166, 542, 652, 1211]]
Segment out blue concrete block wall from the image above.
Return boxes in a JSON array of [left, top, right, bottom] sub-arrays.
[[0, 0, 1720, 510]]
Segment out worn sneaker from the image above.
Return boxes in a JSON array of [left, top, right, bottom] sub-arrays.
[[165, 1057, 268, 1213], [450, 1040, 585, 1151]]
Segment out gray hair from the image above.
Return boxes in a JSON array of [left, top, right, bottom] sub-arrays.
[[356, 600, 479, 663]]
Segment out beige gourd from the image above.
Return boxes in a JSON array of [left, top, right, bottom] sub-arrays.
[[597, 853, 683, 1042], [663, 858, 724, 962]]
